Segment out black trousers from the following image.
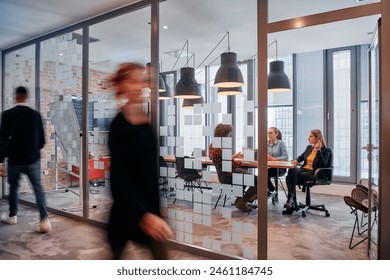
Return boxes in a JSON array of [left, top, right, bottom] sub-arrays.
[[112, 239, 168, 260], [285, 167, 315, 196]]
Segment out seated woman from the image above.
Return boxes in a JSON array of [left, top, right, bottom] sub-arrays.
[[283, 129, 331, 215], [267, 127, 288, 197], [209, 123, 257, 213]]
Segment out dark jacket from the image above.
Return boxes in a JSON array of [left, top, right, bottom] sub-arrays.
[[0, 105, 45, 165], [296, 145, 332, 173], [107, 112, 160, 247]]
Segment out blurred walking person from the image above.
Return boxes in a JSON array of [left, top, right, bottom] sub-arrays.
[[108, 63, 173, 259]]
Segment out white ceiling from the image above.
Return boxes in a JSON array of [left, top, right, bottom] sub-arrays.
[[0, 0, 381, 71]]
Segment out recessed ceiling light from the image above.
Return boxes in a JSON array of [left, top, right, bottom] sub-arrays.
[[163, 25, 168, 29]]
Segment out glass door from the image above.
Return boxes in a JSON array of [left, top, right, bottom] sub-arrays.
[[326, 46, 358, 183], [363, 23, 379, 259]]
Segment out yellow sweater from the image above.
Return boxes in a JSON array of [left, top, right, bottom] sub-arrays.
[[302, 149, 317, 170]]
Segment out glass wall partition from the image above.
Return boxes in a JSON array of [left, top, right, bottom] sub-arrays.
[[2, 45, 36, 197], [1, 0, 385, 260], [359, 45, 370, 180], [39, 30, 84, 216], [160, 0, 258, 259], [268, 0, 380, 258], [87, 7, 151, 222]]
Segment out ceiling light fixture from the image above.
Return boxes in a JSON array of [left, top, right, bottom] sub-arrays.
[[217, 86, 243, 96], [182, 92, 204, 109], [267, 40, 291, 92], [174, 40, 202, 99], [159, 75, 172, 100], [146, 62, 166, 93], [213, 32, 244, 88]]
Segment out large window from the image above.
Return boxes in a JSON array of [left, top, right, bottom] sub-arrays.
[[295, 51, 325, 155], [327, 47, 358, 182], [332, 50, 352, 177]]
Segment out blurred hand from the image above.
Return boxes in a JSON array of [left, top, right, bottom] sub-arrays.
[[313, 142, 321, 152], [291, 160, 298, 167], [139, 212, 173, 242]]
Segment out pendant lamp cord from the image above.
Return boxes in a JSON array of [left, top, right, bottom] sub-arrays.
[[186, 40, 189, 67], [169, 31, 231, 83], [275, 40, 278, 60], [246, 39, 278, 61], [171, 40, 188, 71], [196, 31, 229, 69], [227, 31, 230, 52]]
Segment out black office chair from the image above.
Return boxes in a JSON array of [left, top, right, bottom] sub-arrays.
[[159, 156, 169, 197], [344, 185, 378, 249], [176, 156, 204, 193], [212, 159, 233, 209], [191, 149, 208, 169], [212, 158, 257, 210], [298, 147, 333, 218]]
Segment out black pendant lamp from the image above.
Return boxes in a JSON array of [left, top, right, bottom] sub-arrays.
[[159, 75, 172, 100], [182, 95, 204, 109], [213, 32, 244, 88], [158, 75, 166, 92], [174, 41, 201, 99], [146, 62, 166, 93], [174, 67, 202, 99], [267, 40, 291, 92], [217, 86, 243, 96], [214, 52, 244, 88]]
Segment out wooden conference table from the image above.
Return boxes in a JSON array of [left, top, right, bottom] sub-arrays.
[[163, 154, 295, 203], [163, 154, 294, 169]]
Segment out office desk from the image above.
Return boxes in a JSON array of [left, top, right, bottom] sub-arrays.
[[164, 154, 294, 169], [163, 155, 213, 165], [238, 159, 294, 169], [237, 159, 295, 204], [163, 155, 295, 204]]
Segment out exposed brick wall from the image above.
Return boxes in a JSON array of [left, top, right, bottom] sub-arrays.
[[39, 61, 112, 192]]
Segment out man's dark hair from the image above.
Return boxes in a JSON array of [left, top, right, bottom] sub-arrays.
[[15, 86, 28, 97]]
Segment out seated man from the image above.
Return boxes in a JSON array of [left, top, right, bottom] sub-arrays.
[[209, 123, 257, 213]]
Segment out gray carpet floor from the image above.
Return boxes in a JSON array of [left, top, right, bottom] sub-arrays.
[[0, 188, 374, 260]]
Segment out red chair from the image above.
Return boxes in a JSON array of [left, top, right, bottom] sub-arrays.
[[70, 158, 109, 193]]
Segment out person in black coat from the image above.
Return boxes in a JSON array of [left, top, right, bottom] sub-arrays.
[[107, 63, 173, 259], [283, 129, 331, 215], [0, 86, 51, 233]]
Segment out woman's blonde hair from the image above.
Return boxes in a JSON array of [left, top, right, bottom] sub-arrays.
[[214, 123, 233, 137], [311, 129, 327, 147]]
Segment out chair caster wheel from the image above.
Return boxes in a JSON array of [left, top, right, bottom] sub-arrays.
[[302, 211, 306, 218], [325, 212, 330, 217]]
